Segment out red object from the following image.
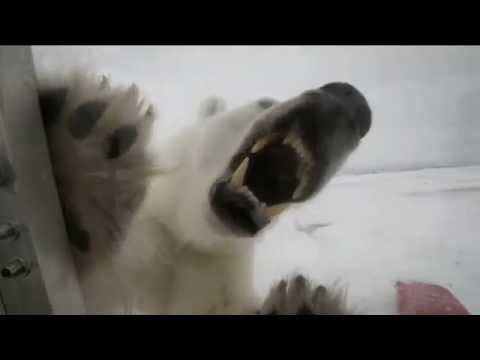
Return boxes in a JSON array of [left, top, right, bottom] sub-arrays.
[[396, 281, 470, 315]]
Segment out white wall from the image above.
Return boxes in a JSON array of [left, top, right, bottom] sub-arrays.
[[32, 46, 480, 174]]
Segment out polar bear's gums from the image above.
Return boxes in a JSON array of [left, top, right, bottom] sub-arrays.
[[38, 73, 371, 314]]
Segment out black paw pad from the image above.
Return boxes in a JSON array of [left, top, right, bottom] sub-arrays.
[[68, 100, 108, 140], [105, 125, 138, 159]]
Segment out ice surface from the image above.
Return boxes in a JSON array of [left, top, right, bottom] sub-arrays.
[[255, 166, 480, 314]]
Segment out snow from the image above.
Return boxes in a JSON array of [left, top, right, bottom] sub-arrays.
[[256, 166, 480, 314]]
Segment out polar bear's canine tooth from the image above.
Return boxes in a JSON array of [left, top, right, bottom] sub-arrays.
[[251, 133, 278, 153], [230, 157, 249, 189], [226, 130, 316, 220]]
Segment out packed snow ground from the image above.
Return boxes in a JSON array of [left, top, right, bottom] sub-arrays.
[[255, 166, 480, 314]]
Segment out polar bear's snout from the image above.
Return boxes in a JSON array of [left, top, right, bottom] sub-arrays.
[[209, 82, 372, 237]]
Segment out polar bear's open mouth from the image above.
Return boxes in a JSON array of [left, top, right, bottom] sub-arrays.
[[209, 82, 372, 236], [229, 131, 313, 209], [209, 130, 318, 236]]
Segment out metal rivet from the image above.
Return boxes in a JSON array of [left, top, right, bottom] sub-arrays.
[[0, 157, 15, 187], [0, 223, 19, 241], [1, 258, 30, 279]]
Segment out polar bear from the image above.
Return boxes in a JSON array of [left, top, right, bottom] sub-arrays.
[[38, 72, 372, 315]]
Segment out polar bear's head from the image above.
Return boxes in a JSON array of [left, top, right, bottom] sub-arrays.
[[166, 82, 371, 251]]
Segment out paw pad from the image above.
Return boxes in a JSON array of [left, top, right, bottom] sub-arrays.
[[260, 275, 350, 315], [68, 100, 108, 140], [105, 125, 138, 159]]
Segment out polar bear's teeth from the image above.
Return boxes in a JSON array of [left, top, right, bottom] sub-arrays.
[[251, 133, 278, 153], [230, 157, 249, 189], [264, 203, 289, 218], [251, 138, 269, 153], [282, 131, 297, 147], [235, 181, 288, 220], [293, 177, 309, 201], [283, 131, 313, 165]]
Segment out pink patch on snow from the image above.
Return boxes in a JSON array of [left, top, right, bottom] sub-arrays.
[[396, 281, 470, 315]]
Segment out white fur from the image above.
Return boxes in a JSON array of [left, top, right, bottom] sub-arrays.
[[112, 99, 271, 314], [42, 73, 355, 315]]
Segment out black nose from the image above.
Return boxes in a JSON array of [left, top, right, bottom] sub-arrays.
[[320, 82, 372, 138]]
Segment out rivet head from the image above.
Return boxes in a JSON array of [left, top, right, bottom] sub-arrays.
[[0, 223, 19, 241], [0, 157, 15, 187], [1, 258, 30, 279]]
